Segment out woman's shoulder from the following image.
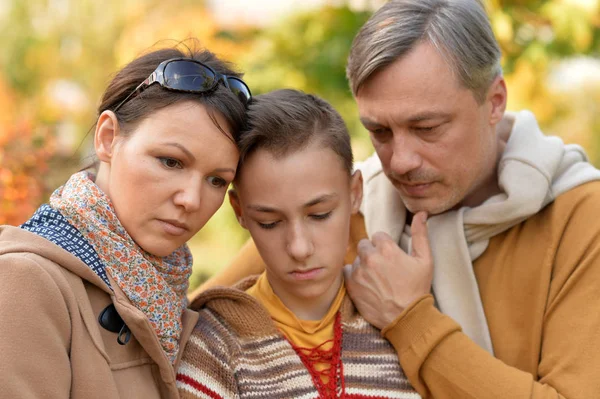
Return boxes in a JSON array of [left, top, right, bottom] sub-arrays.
[[0, 225, 66, 278], [1, 224, 107, 287]]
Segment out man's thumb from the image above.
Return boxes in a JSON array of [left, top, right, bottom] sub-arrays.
[[410, 211, 431, 260]]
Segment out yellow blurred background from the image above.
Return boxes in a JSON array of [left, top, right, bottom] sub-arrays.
[[1, 0, 599, 290]]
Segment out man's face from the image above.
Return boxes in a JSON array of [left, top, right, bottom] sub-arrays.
[[355, 41, 504, 214]]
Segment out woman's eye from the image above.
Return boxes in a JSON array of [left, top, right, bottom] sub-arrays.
[[257, 221, 278, 230], [159, 157, 183, 169], [207, 176, 228, 188], [311, 212, 332, 221]]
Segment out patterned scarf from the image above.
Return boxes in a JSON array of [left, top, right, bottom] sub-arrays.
[[49, 171, 193, 364]]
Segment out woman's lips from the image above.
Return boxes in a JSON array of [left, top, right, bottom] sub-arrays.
[[157, 219, 189, 236]]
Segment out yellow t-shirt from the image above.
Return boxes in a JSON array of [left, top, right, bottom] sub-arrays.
[[246, 272, 345, 384]]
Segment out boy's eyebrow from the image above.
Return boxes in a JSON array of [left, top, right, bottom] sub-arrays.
[[247, 205, 277, 213], [246, 194, 338, 213], [304, 193, 338, 207]]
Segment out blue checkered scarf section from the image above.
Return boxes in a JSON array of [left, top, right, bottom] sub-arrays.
[[20, 204, 111, 288]]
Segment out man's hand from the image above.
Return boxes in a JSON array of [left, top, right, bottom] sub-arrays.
[[343, 211, 433, 329]]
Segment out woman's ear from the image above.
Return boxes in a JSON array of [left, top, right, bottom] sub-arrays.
[[349, 169, 363, 214], [95, 110, 121, 163], [228, 189, 247, 229]]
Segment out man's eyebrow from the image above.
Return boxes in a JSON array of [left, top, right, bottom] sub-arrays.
[[359, 117, 384, 129], [361, 112, 452, 127], [406, 112, 452, 123]]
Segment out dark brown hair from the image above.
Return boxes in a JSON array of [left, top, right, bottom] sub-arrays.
[[235, 89, 352, 182], [98, 43, 247, 142]]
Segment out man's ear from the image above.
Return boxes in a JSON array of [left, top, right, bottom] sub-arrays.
[[487, 75, 507, 126], [94, 110, 121, 163], [349, 169, 363, 214], [228, 189, 247, 229]]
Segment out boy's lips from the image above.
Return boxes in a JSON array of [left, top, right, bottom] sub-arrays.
[[290, 267, 323, 280]]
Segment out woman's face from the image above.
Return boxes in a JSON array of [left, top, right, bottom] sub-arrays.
[[95, 101, 239, 257]]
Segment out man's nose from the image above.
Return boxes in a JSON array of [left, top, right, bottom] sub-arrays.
[[389, 133, 422, 176]]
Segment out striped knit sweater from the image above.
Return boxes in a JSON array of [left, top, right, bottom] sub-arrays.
[[177, 277, 420, 399]]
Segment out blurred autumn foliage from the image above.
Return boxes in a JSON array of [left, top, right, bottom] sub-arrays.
[[1, 0, 599, 288]]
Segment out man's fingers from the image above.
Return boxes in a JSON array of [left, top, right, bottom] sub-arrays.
[[357, 238, 376, 258], [410, 211, 431, 260], [343, 263, 354, 283], [370, 231, 393, 247]]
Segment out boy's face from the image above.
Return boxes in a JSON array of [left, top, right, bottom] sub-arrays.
[[230, 143, 362, 317]]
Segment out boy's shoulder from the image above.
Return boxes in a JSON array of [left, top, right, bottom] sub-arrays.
[[189, 278, 279, 340]]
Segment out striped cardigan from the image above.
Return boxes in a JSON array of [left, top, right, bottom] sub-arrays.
[[177, 278, 420, 399]]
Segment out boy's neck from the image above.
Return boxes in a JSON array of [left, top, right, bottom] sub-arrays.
[[269, 274, 344, 321]]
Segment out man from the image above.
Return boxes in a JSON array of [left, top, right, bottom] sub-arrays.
[[193, 1, 600, 397]]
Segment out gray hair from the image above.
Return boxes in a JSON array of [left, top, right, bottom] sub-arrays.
[[346, 0, 502, 103]]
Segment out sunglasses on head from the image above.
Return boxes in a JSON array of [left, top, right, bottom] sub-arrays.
[[113, 57, 252, 112]]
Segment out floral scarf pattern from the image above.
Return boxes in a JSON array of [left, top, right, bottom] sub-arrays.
[[50, 171, 193, 364]]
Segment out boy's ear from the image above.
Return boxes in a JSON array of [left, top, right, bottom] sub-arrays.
[[95, 110, 121, 163], [228, 189, 247, 229], [349, 170, 363, 214]]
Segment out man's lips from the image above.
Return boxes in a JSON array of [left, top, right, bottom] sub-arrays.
[[395, 181, 433, 197]]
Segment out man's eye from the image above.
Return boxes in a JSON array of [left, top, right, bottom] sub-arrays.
[[159, 157, 183, 169], [414, 125, 438, 132], [369, 128, 392, 141]]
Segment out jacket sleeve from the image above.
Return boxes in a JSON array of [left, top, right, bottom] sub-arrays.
[[0, 253, 72, 398], [176, 311, 240, 399], [382, 187, 600, 399]]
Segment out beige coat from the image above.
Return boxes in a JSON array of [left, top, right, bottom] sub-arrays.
[[0, 225, 199, 399]]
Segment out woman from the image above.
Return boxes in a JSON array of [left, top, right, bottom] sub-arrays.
[[0, 45, 251, 399], [177, 89, 419, 399]]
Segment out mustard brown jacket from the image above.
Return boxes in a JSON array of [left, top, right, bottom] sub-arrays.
[[0, 225, 199, 399]]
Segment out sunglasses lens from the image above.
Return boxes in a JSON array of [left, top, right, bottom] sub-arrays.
[[164, 60, 216, 91], [226, 77, 252, 105]]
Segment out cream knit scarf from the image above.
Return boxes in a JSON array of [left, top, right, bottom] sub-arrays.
[[358, 110, 600, 354]]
